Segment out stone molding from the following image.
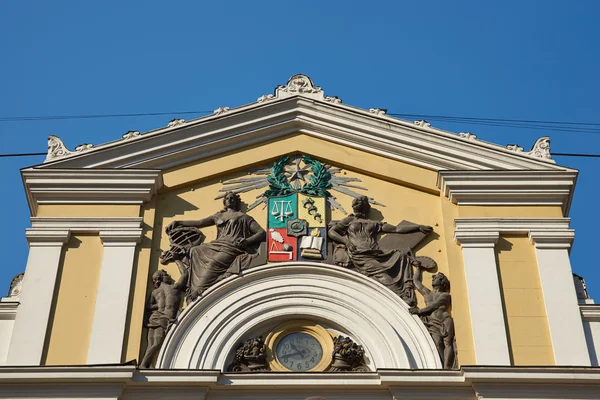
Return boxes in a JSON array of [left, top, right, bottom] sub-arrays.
[[580, 304, 600, 321], [437, 170, 577, 216], [21, 169, 163, 216], [157, 262, 443, 370], [0, 365, 600, 399], [35, 84, 569, 172], [454, 231, 499, 248]]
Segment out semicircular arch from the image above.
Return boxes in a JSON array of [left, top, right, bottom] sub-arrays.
[[156, 262, 442, 370]]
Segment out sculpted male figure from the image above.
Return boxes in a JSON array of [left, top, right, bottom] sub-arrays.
[[409, 264, 456, 369], [140, 261, 188, 368]]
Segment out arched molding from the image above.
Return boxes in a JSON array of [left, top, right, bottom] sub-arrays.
[[156, 262, 442, 370]]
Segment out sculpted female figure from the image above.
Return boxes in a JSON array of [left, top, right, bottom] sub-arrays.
[[328, 195, 432, 306], [166, 192, 266, 300]]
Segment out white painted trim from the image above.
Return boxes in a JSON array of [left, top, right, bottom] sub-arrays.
[[0, 365, 600, 400], [86, 229, 143, 364], [21, 169, 162, 216], [157, 262, 443, 370], [35, 96, 571, 172], [30, 217, 144, 231], [454, 231, 511, 366], [6, 230, 70, 365], [530, 232, 590, 366], [438, 170, 577, 215], [455, 217, 589, 366]]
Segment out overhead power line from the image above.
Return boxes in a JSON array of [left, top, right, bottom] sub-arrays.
[[1, 152, 600, 159]]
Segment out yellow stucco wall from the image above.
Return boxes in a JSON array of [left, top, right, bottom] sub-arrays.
[[44, 234, 103, 365], [496, 235, 554, 365], [38, 133, 563, 368]]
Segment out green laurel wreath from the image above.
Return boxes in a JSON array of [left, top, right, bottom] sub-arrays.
[[264, 155, 294, 197], [299, 155, 332, 197]]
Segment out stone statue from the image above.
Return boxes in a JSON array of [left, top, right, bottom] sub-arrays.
[[165, 191, 266, 301], [327, 195, 432, 306], [140, 261, 188, 368], [409, 263, 457, 369], [329, 336, 369, 372]]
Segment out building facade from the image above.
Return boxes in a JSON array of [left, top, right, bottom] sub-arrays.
[[1, 75, 599, 399]]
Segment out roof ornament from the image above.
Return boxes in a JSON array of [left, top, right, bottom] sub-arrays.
[[459, 132, 477, 141], [369, 108, 387, 116], [506, 136, 553, 162], [167, 118, 185, 127], [213, 107, 230, 115], [46, 135, 72, 162], [257, 74, 343, 105], [122, 130, 141, 140], [413, 120, 431, 128], [7, 272, 24, 299], [45, 135, 96, 162]]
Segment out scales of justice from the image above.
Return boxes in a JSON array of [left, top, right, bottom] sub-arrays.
[[271, 200, 294, 222]]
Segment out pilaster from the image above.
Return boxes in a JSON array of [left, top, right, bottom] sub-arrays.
[[529, 230, 590, 366], [454, 230, 511, 365], [6, 229, 70, 365], [87, 229, 143, 364]]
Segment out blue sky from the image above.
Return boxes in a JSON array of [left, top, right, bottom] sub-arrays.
[[1, 1, 600, 298]]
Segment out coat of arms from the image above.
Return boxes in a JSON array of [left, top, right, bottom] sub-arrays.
[[217, 154, 384, 262]]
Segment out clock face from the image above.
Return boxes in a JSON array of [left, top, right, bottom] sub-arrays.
[[275, 332, 324, 371]]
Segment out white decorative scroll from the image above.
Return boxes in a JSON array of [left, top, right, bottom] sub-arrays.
[[75, 143, 93, 152], [414, 120, 431, 128], [168, 119, 185, 127], [257, 94, 275, 103], [506, 144, 524, 152], [213, 107, 230, 115], [7, 272, 24, 298], [527, 136, 552, 160], [45, 135, 73, 162], [369, 108, 387, 116], [122, 131, 141, 140], [459, 132, 477, 140]]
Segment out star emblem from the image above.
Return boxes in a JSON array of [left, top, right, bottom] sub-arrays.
[[285, 155, 310, 190]]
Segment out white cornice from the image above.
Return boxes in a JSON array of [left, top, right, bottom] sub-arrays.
[[454, 218, 572, 233], [580, 304, 600, 321], [30, 217, 143, 231], [0, 301, 18, 320], [438, 170, 577, 216], [21, 169, 162, 216], [35, 95, 571, 172]]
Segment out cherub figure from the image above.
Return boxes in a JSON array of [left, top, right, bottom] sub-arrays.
[[140, 260, 188, 368], [409, 263, 457, 369]]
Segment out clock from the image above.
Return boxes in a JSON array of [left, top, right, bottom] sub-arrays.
[[275, 332, 323, 371], [265, 320, 335, 372]]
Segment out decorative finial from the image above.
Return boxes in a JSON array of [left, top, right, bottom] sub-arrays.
[[122, 131, 141, 140], [527, 136, 552, 160], [75, 143, 93, 152], [257, 74, 342, 104], [506, 144, 524, 152], [459, 132, 477, 141], [168, 119, 185, 127], [7, 272, 24, 298], [369, 108, 387, 116], [414, 120, 431, 128], [45, 135, 72, 162], [213, 107, 230, 115]]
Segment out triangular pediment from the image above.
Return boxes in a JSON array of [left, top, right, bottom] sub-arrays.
[[35, 74, 571, 172]]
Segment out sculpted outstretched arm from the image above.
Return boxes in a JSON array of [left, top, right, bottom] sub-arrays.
[[173, 260, 189, 291], [166, 215, 215, 232], [381, 222, 433, 234], [413, 265, 431, 296]]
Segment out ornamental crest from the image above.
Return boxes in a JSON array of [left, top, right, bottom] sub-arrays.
[[217, 154, 384, 262]]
